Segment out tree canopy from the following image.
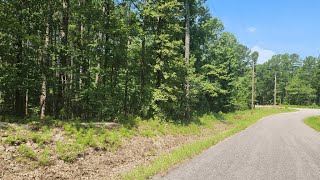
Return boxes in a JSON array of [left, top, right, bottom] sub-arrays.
[[256, 54, 320, 106], [0, 0, 264, 121]]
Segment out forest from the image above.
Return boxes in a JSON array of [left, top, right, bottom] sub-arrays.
[[256, 54, 320, 106], [0, 0, 258, 121], [2, 1, 320, 179], [0, 0, 319, 122]]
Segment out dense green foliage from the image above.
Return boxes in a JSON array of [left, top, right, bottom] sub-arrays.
[[256, 54, 320, 106], [0, 0, 257, 121]]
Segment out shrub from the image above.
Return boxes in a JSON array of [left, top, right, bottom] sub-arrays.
[[97, 130, 123, 150], [4, 136, 17, 145], [63, 124, 77, 136], [138, 120, 165, 137], [38, 147, 51, 166], [56, 142, 85, 162], [75, 128, 97, 148], [30, 131, 52, 145], [18, 144, 36, 160], [5, 132, 28, 145], [119, 127, 134, 138]]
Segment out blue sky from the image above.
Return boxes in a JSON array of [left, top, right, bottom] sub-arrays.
[[206, 0, 320, 64]]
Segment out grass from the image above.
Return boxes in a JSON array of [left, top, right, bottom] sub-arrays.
[[281, 104, 320, 109], [30, 129, 52, 146], [17, 144, 37, 160], [56, 142, 85, 162], [38, 147, 51, 166], [0, 107, 293, 174], [304, 116, 320, 132], [122, 108, 294, 180], [4, 129, 28, 145]]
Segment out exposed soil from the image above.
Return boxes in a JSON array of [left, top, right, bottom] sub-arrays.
[[233, 115, 249, 120], [0, 122, 228, 180]]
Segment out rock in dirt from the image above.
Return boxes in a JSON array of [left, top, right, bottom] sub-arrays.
[[80, 122, 120, 129]]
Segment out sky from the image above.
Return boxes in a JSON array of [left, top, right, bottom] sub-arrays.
[[206, 0, 320, 64]]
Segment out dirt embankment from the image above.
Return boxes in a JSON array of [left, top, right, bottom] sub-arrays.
[[0, 121, 228, 180]]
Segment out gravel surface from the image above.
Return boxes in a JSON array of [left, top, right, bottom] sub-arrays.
[[157, 108, 320, 180]]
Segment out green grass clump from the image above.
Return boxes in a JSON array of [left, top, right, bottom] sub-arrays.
[[137, 116, 218, 137], [281, 104, 320, 109], [63, 123, 78, 136], [169, 123, 202, 135], [198, 113, 217, 128], [4, 136, 18, 145], [30, 130, 52, 146], [97, 130, 123, 150], [56, 142, 85, 162], [75, 128, 99, 148], [119, 127, 135, 138], [58, 121, 134, 156], [18, 144, 37, 160], [3, 126, 52, 146], [64, 124, 132, 150], [38, 147, 51, 166], [98, 127, 134, 150], [305, 116, 320, 132], [138, 120, 166, 137], [4, 132, 28, 145]]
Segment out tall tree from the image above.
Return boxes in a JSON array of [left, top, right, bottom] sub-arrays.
[[0, 0, 284, 121], [184, 0, 191, 120]]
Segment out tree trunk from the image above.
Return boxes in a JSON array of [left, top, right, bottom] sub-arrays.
[[102, 1, 111, 89], [124, 2, 131, 114], [251, 60, 255, 114], [15, 37, 24, 117], [25, 89, 28, 116], [141, 36, 145, 91], [40, 76, 47, 119], [156, 17, 162, 88], [57, 0, 69, 118], [140, 0, 147, 113], [40, 21, 50, 120], [184, 0, 191, 120]]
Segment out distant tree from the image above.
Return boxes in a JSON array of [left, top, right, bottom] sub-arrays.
[[286, 76, 316, 105]]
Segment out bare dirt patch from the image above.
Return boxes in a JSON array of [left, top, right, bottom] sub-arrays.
[[233, 115, 249, 120], [0, 132, 196, 179], [0, 121, 229, 180]]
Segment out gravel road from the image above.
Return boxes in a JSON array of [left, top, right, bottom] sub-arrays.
[[156, 108, 320, 180]]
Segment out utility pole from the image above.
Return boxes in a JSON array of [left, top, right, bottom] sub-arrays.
[[274, 73, 277, 106], [251, 59, 255, 114], [250, 51, 258, 114]]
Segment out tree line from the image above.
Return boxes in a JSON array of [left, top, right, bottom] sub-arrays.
[[256, 54, 320, 106], [0, 0, 258, 121]]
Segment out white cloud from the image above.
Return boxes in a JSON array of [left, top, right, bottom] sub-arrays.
[[251, 46, 275, 64], [247, 27, 256, 33]]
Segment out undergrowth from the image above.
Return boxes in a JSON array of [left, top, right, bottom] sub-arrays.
[[0, 107, 293, 171], [122, 108, 294, 179]]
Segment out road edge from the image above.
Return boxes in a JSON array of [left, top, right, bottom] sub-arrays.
[[121, 108, 294, 180]]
